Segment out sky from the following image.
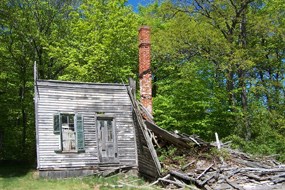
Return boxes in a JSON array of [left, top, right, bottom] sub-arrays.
[[127, 0, 151, 12]]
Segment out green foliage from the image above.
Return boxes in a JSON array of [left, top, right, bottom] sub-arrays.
[[0, 0, 138, 162], [158, 146, 186, 166], [153, 59, 233, 140], [48, 0, 139, 83], [225, 106, 285, 162], [140, 0, 285, 159], [158, 146, 177, 162], [210, 148, 231, 161], [0, 164, 150, 190], [1, 0, 285, 163]]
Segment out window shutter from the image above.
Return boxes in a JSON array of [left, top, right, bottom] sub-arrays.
[[76, 114, 85, 152], [53, 113, 61, 134]]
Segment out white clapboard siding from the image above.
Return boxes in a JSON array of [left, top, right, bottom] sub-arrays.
[[35, 80, 137, 170]]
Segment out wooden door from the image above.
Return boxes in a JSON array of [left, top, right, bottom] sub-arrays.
[[97, 118, 118, 163]]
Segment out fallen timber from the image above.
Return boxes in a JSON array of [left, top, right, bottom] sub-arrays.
[[149, 152, 285, 190], [128, 91, 285, 189]]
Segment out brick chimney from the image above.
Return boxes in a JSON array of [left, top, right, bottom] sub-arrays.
[[139, 26, 152, 115]]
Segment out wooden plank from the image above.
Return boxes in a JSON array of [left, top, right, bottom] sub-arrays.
[[197, 164, 214, 180], [169, 171, 203, 187], [138, 102, 153, 120], [128, 78, 136, 97], [37, 80, 127, 89], [127, 86, 161, 179], [144, 120, 190, 148]]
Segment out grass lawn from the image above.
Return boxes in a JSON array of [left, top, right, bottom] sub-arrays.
[[0, 163, 156, 190]]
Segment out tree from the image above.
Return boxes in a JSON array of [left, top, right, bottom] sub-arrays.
[[0, 0, 81, 161], [48, 0, 139, 83], [0, 0, 139, 161], [139, 0, 285, 150]]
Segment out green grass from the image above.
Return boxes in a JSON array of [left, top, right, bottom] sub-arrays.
[[0, 164, 155, 190]]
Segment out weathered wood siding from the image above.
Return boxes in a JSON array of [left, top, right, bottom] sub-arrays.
[[35, 80, 137, 170], [127, 86, 161, 180], [133, 113, 161, 179]]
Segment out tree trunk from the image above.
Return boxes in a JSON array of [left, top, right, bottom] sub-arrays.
[[226, 70, 235, 108], [21, 108, 27, 154], [239, 1, 250, 140], [20, 59, 27, 156]]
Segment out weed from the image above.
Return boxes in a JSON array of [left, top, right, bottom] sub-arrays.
[[0, 164, 157, 190]]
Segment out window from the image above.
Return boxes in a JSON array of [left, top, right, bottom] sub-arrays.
[[53, 113, 85, 153], [98, 119, 114, 143], [61, 114, 75, 151], [107, 120, 113, 142]]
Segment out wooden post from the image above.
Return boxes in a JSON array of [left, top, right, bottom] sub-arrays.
[[34, 61, 40, 169], [128, 78, 136, 98], [215, 132, 221, 150]]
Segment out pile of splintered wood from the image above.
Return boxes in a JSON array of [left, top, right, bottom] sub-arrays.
[[137, 101, 285, 189], [150, 145, 285, 190]]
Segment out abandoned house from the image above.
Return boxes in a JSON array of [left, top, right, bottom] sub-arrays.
[[34, 26, 161, 179]]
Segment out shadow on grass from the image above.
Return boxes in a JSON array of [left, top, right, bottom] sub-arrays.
[[0, 160, 34, 178]]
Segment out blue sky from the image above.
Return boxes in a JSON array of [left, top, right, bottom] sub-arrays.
[[127, 0, 150, 12]]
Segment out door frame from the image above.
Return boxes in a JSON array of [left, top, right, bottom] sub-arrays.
[[95, 113, 118, 163]]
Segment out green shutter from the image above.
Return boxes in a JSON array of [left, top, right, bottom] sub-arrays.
[[76, 114, 85, 152], [53, 113, 61, 134]]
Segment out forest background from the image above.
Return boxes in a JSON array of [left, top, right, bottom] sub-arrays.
[[0, 0, 285, 163]]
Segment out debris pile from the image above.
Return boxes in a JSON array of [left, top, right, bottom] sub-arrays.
[[138, 103, 285, 189], [123, 88, 285, 189], [150, 145, 285, 190]]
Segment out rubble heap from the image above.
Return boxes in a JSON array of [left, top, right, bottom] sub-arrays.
[[139, 103, 285, 190], [152, 145, 285, 190], [124, 87, 285, 189]]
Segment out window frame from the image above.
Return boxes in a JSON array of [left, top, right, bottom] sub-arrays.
[[53, 112, 85, 153]]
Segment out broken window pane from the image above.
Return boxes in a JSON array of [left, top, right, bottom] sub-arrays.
[[61, 114, 76, 151], [61, 115, 68, 124], [107, 120, 113, 142]]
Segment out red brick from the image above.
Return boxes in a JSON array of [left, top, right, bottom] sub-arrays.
[[139, 26, 152, 114]]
